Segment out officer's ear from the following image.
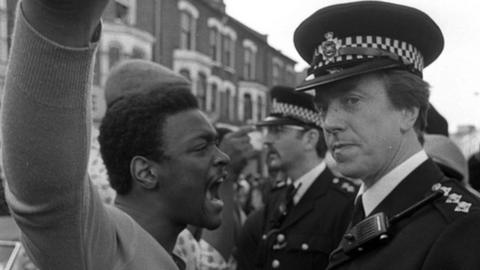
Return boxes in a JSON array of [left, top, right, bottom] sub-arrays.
[[303, 128, 320, 151], [130, 156, 158, 190], [399, 107, 419, 133]]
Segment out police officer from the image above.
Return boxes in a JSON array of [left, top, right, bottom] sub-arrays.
[[235, 86, 357, 270], [293, 1, 480, 269]]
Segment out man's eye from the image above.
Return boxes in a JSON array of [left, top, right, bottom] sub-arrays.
[[343, 96, 360, 105], [194, 140, 217, 152], [193, 143, 208, 151]]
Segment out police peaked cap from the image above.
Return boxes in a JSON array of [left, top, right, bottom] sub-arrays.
[[294, 1, 444, 91], [104, 59, 191, 107], [257, 86, 322, 128]]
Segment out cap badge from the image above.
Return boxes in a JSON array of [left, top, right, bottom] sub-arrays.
[[319, 32, 341, 64]]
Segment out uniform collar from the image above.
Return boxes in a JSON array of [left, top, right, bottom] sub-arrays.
[[360, 150, 428, 216], [293, 161, 326, 204]]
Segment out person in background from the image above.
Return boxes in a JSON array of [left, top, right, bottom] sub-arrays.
[[425, 104, 449, 137], [293, 1, 480, 269], [468, 147, 480, 191], [423, 134, 469, 183], [1, 0, 230, 269], [235, 86, 357, 270], [423, 134, 480, 197]]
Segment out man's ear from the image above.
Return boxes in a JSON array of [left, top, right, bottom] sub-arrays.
[[303, 128, 319, 151], [130, 156, 158, 190], [400, 107, 419, 133]]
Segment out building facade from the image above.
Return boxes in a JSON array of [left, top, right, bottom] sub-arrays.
[[0, 0, 297, 179], [1, 0, 296, 127], [451, 125, 480, 158], [93, 0, 297, 128]]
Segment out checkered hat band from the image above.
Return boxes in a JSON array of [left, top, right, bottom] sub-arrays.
[[271, 100, 322, 127], [313, 35, 424, 72]]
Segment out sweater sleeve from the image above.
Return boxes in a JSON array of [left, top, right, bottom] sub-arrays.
[[1, 4, 99, 269]]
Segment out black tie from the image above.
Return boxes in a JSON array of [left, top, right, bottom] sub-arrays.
[[285, 183, 297, 211], [351, 195, 365, 226], [273, 183, 300, 228]]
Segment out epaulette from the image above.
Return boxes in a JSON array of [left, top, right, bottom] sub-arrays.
[[431, 179, 480, 221], [331, 177, 359, 196]]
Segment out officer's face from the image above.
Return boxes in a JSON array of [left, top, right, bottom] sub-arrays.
[[315, 74, 406, 183], [262, 125, 307, 172], [154, 109, 230, 229]]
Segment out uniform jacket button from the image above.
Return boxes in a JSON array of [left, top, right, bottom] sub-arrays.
[[276, 234, 285, 243], [301, 243, 309, 250], [272, 259, 280, 268]]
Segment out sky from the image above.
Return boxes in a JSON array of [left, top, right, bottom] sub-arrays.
[[224, 0, 480, 132]]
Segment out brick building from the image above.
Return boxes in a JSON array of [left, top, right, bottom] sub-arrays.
[[0, 0, 297, 178], [1, 0, 296, 128], [96, 0, 297, 127]]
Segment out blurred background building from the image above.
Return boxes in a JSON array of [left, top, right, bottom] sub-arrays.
[[451, 125, 480, 158], [95, 0, 297, 129], [0, 0, 297, 128]]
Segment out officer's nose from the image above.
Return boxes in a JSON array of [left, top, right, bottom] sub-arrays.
[[321, 101, 347, 135]]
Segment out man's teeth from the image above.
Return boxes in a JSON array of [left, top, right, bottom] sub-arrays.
[[207, 177, 224, 200]]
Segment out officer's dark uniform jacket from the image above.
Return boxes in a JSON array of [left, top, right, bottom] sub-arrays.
[[327, 158, 480, 270], [236, 167, 357, 270]]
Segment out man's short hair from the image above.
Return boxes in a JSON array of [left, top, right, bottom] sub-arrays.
[[379, 69, 430, 142], [98, 87, 198, 195]]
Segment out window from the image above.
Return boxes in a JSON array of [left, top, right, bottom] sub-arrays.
[[179, 69, 191, 81], [257, 96, 263, 121], [286, 71, 295, 85], [272, 63, 282, 86], [220, 91, 228, 120], [197, 73, 207, 111], [93, 50, 102, 85], [243, 93, 253, 121], [131, 47, 146, 59], [108, 45, 122, 68], [243, 40, 257, 80], [180, 11, 194, 50], [220, 89, 232, 121], [211, 83, 218, 112], [0, 1, 7, 63], [114, 0, 136, 25], [210, 28, 219, 61], [115, 2, 128, 23], [223, 35, 233, 67], [92, 92, 98, 114], [243, 48, 255, 80], [178, 0, 198, 50], [285, 65, 295, 85]]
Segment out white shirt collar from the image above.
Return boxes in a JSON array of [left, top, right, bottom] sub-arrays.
[[360, 150, 428, 216], [293, 161, 326, 204]]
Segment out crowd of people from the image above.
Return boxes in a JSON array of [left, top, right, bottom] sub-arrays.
[[1, 0, 480, 270]]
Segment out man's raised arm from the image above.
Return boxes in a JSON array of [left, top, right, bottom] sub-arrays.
[[1, 0, 108, 269]]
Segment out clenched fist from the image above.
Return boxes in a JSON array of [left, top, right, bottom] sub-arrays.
[[22, 0, 110, 46]]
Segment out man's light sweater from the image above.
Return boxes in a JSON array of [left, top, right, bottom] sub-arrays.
[[1, 5, 177, 270]]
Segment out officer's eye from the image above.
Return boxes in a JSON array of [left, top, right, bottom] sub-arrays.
[[343, 96, 360, 105]]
